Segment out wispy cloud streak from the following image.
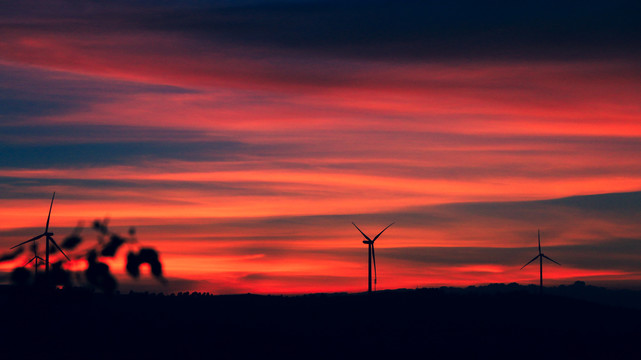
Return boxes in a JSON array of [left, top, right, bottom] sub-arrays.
[[1, 1, 640, 293]]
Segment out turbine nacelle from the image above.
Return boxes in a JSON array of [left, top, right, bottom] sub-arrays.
[[362, 240, 373, 245]]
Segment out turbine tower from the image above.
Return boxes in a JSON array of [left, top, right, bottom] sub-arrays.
[[352, 222, 394, 293], [10, 192, 69, 284], [520, 229, 561, 295]]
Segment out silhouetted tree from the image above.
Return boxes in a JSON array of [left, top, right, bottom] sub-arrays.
[[10, 267, 31, 286], [3, 218, 165, 291], [127, 248, 165, 282], [61, 223, 83, 250]]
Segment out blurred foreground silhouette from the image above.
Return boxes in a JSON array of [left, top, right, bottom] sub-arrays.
[[1, 219, 165, 292]]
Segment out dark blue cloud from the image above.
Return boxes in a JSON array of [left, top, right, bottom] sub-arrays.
[[3, 1, 639, 62], [437, 191, 641, 222], [381, 238, 641, 271], [0, 63, 191, 97], [0, 140, 253, 168], [173, 0, 640, 61], [0, 98, 67, 117], [0, 176, 316, 201], [0, 63, 195, 124], [0, 124, 209, 144]]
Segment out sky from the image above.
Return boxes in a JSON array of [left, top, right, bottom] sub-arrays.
[[1, 0, 641, 294]]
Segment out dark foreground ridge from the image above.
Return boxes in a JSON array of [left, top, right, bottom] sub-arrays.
[[1, 283, 640, 359]]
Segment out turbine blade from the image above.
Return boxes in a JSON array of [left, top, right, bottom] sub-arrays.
[[352, 222, 372, 241], [520, 255, 541, 270], [48, 237, 70, 261], [24, 257, 37, 267], [543, 255, 561, 266], [10, 233, 45, 249], [371, 243, 377, 287], [372, 222, 395, 242], [45, 192, 55, 233], [538, 229, 541, 255]]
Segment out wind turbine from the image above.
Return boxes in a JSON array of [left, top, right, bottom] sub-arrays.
[[520, 229, 561, 295], [10, 192, 70, 284], [352, 222, 394, 293], [24, 242, 45, 277]]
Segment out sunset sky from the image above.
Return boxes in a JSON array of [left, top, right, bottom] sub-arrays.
[[1, 1, 641, 294]]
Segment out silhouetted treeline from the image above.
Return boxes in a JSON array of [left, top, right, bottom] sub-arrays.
[[1, 284, 641, 359], [440, 281, 641, 310]]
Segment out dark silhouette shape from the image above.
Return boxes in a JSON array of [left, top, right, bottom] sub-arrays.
[[101, 234, 126, 257], [79, 221, 165, 290], [126, 248, 165, 282], [85, 255, 117, 293], [10, 267, 31, 286], [9, 192, 70, 285], [51, 261, 72, 287], [60, 233, 82, 250], [61, 223, 83, 250], [3, 284, 641, 360], [4, 207, 165, 293], [126, 251, 141, 278], [352, 222, 394, 292], [92, 219, 109, 235], [520, 229, 561, 295], [0, 247, 24, 262]]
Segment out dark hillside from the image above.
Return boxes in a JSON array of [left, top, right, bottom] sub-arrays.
[[1, 286, 640, 359]]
